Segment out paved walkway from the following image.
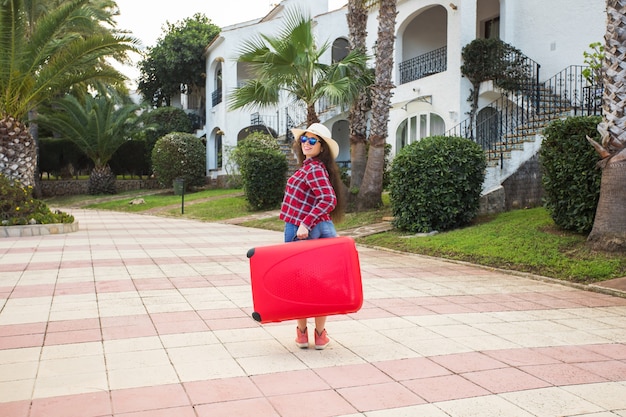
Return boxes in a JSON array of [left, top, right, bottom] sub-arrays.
[[1, 209, 626, 417]]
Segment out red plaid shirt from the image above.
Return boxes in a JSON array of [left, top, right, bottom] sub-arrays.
[[280, 158, 337, 230]]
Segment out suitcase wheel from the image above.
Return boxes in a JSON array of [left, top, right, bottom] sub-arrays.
[[246, 248, 255, 258], [252, 311, 262, 322]]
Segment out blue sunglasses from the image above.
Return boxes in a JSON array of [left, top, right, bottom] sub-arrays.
[[300, 134, 320, 146]]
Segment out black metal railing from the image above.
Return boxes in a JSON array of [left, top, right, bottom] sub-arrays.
[[448, 64, 602, 168], [399, 46, 447, 84], [211, 89, 222, 107]]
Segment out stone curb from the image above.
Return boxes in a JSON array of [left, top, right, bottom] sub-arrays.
[[1, 221, 79, 238]]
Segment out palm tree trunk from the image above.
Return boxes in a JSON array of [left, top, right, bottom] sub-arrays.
[[347, 0, 370, 194], [587, 0, 626, 252], [587, 160, 626, 251], [0, 116, 37, 188], [356, 0, 397, 211]]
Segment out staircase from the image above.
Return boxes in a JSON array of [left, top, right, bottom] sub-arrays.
[[449, 64, 602, 192]]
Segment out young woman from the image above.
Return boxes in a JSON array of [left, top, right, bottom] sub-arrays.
[[279, 122, 345, 350]]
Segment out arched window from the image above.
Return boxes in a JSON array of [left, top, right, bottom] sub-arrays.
[[395, 112, 445, 150], [332, 38, 349, 63]]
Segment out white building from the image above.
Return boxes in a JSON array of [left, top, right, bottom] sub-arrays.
[[201, 0, 605, 208]]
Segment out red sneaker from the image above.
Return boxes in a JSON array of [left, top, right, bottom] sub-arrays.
[[295, 327, 308, 348], [314, 329, 330, 350]]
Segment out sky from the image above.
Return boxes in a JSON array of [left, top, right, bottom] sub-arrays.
[[113, 0, 346, 86]]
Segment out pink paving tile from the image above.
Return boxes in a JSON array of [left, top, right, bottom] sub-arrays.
[[54, 282, 95, 296], [424, 303, 475, 314], [100, 314, 156, 339], [153, 320, 209, 335], [115, 406, 196, 417], [314, 363, 392, 389], [348, 306, 394, 319], [101, 324, 157, 340], [170, 277, 212, 289], [195, 398, 279, 417], [337, 382, 425, 412], [133, 279, 175, 291], [271, 390, 357, 417], [585, 343, 626, 360], [59, 260, 92, 269], [93, 259, 126, 267], [438, 295, 485, 304], [46, 318, 100, 333], [0, 322, 46, 337], [462, 367, 551, 393], [111, 384, 190, 414], [205, 317, 258, 330], [100, 315, 152, 328], [10, 284, 55, 298], [520, 363, 609, 386], [96, 280, 137, 293], [30, 391, 111, 417], [44, 328, 102, 345], [0, 333, 45, 349], [431, 351, 508, 373], [197, 308, 249, 320], [373, 357, 451, 381], [150, 311, 200, 323], [576, 360, 626, 381], [484, 347, 561, 367], [0, 400, 30, 417], [403, 374, 491, 402], [252, 370, 330, 396], [184, 377, 262, 405], [533, 345, 611, 363]]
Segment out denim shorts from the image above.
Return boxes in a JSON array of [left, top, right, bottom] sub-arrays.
[[284, 221, 337, 243]]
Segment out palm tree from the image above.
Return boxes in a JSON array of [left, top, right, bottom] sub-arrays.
[[586, 0, 626, 252], [228, 7, 371, 127], [347, 0, 371, 194], [37, 91, 143, 194], [355, 0, 397, 210], [0, 0, 138, 189]]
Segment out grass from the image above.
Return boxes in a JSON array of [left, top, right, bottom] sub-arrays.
[[45, 190, 626, 284], [359, 208, 626, 284]]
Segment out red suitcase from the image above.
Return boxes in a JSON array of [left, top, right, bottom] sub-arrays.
[[247, 236, 363, 323]]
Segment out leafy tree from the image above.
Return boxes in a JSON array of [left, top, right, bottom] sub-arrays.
[[138, 13, 220, 107], [37, 91, 144, 194], [461, 38, 530, 132], [0, 0, 139, 190], [228, 7, 371, 126]]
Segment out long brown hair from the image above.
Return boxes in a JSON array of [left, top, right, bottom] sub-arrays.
[[293, 138, 345, 223]]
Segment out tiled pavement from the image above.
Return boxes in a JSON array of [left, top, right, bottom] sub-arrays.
[[1, 209, 626, 417]]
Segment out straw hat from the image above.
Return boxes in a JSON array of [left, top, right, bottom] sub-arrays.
[[291, 123, 339, 160]]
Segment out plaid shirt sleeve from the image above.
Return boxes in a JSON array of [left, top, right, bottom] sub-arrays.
[[279, 159, 337, 230]]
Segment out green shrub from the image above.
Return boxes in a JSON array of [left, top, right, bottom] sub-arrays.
[[231, 132, 287, 210], [389, 135, 486, 233], [141, 107, 193, 160], [0, 175, 74, 225], [151, 132, 206, 189], [540, 116, 602, 234]]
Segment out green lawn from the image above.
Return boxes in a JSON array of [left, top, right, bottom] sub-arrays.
[[46, 191, 626, 284], [359, 208, 626, 283]]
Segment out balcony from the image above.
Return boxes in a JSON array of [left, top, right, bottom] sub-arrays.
[[211, 89, 222, 107], [399, 46, 447, 84]]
